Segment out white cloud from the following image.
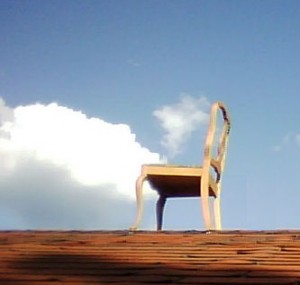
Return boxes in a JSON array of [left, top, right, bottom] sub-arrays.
[[0, 98, 14, 124], [0, 99, 162, 229], [153, 94, 210, 157], [272, 132, 300, 152]]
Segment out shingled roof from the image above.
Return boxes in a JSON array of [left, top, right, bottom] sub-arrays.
[[1, 230, 300, 284]]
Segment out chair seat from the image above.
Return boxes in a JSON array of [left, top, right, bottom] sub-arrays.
[[143, 164, 218, 198]]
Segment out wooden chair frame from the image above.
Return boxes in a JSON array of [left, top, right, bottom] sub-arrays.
[[130, 102, 231, 231]]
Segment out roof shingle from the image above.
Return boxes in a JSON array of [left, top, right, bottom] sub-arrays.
[[1, 230, 300, 284]]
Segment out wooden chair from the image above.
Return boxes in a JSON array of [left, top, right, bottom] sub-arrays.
[[130, 102, 231, 231]]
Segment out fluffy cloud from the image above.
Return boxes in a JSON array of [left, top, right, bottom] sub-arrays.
[[272, 132, 300, 152], [153, 94, 210, 156], [0, 99, 162, 229]]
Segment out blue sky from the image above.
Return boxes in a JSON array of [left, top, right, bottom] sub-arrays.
[[1, 0, 300, 230]]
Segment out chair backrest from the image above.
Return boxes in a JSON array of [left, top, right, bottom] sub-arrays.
[[202, 102, 231, 184]]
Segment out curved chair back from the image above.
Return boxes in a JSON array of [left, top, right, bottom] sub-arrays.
[[201, 102, 231, 229]]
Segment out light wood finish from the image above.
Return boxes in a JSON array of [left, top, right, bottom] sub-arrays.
[[130, 101, 231, 231]]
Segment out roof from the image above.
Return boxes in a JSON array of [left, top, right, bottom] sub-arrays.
[[1, 230, 300, 284]]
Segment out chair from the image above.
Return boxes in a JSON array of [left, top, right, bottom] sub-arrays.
[[130, 101, 231, 231]]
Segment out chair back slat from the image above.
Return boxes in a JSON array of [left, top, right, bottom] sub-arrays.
[[203, 102, 231, 180]]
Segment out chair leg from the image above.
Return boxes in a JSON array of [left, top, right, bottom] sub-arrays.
[[214, 195, 222, 230], [201, 192, 211, 230], [200, 174, 212, 230], [156, 195, 166, 231], [130, 175, 146, 231]]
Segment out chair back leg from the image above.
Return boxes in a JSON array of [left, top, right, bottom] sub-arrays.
[[200, 168, 212, 230], [213, 195, 222, 230], [201, 193, 212, 230]]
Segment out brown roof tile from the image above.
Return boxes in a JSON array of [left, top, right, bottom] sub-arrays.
[[1, 230, 300, 284]]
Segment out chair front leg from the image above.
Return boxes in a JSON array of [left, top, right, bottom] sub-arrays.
[[156, 195, 166, 231], [130, 174, 146, 231]]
